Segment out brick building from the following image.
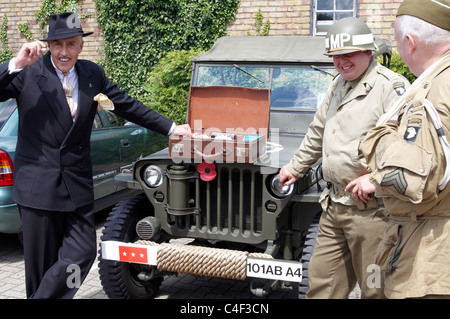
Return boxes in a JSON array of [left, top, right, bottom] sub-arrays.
[[0, 0, 402, 62]]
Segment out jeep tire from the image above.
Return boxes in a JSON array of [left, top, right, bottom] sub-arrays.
[[298, 211, 321, 299], [98, 194, 163, 299]]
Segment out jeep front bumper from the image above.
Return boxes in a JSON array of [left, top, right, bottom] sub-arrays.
[[101, 240, 302, 283]]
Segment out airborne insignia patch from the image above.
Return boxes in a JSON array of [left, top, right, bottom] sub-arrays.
[[393, 82, 406, 96], [404, 118, 422, 142], [381, 168, 408, 195]]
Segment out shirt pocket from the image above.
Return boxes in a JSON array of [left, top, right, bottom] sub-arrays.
[[372, 139, 433, 204]]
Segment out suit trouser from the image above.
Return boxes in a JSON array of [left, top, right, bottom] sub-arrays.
[[306, 201, 387, 299], [18, 204, 97, 299]]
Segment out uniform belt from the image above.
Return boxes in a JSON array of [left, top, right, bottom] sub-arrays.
[[388, 213, 449, 223], [327, 182, 352, 197], [327, 182, 383, 211]]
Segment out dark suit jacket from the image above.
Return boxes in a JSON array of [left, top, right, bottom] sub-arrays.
[[0, 52, 173, 212]]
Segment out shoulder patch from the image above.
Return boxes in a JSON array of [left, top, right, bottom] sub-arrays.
[[381, 168, 408, 195], [393, 81, 406, 96], [404, 117, 422, 142]]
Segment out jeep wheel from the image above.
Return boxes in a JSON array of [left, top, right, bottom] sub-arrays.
[[298, 211, 321, 299], [98, 194, 163, 299]]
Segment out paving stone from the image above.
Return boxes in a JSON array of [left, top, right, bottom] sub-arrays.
[[0, 219, 361, 300]]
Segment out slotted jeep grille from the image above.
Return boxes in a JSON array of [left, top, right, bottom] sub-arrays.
[[169, 164, 264, 239]]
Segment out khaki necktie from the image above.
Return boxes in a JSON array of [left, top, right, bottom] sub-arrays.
[[62, 73, 75, 121]]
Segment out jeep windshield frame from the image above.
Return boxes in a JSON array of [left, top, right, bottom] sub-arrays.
[[192, 63, 336, 112], [192, 64, 335, 111]]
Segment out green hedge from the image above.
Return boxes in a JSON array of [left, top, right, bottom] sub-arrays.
[[377, 50, 416, 83], [389, 50, 417, 83]]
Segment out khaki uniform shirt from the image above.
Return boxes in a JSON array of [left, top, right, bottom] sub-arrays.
[[362, 52, 450, 217], [286, 58, 409, 206], [360, 52, 450, 298]]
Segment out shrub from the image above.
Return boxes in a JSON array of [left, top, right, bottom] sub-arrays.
[[377, 49, 416, 83], [390, 50, 416, 83], [142, 48, 205, 124]]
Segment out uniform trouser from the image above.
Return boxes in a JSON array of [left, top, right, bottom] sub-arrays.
[[306, 201, 387, 299], [18, 204, 97, 299], [378, 217, 450, 298]]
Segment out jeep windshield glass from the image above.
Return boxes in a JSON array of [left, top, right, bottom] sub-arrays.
[[196, 65, 336, 110], [271, 67, 336, 109], [196, 65, 270, 89]]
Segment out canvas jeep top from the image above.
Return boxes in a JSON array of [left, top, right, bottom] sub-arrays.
[[98, 36, 391, 299]]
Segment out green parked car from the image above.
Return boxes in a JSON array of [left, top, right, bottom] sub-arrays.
[[0, 99, 168, 235]]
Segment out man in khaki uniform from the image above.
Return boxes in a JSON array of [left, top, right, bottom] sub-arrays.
[[361, 0, 450, 298], [279, 17, 409, 298]]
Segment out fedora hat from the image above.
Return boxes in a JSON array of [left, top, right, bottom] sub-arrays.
[[41, 12, 93, 41]]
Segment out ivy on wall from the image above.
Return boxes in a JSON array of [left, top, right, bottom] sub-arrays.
[[93, 0, 240, 102], [0, 14, 13, 64], [35, 0, 86, 37], [251, 9, 270, 36]]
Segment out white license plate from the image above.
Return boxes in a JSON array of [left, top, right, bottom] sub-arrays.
[[246, 257, 303, 282]]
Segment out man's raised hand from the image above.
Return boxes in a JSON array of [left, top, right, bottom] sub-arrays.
[[14, 41, 47, 70]]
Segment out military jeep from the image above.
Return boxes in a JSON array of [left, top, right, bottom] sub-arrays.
[[98, 36, 391, 299]]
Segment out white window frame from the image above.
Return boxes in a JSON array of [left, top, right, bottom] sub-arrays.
[[312, 0, 358, 36]]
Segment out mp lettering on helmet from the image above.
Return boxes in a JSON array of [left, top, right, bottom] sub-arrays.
[[326, 33, 374, 51], [329, 33, 351, 50]]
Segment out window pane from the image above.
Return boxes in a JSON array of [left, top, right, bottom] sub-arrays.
[[336, 0, 354, 10], [93, 113, 102, 129], [317, 12, 334, 21], [317, 0, 333, 10], [0, 109, 18, 137], [336, 12, 353, 20]]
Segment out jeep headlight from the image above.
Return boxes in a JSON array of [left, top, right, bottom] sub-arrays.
[[270, 175, 294, 198], [144, 165, 164, 188]]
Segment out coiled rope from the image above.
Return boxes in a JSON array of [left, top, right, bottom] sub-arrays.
[[135, 240, 273, 280]]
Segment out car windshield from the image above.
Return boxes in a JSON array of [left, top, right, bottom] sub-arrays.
[[195, 65, 336, 110], [0, 101, 18, 137]]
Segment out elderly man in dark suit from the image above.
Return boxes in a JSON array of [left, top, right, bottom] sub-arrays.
[[0, 12, 191, 298]]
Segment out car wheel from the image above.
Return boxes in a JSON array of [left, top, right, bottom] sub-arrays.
[[98, 194, 163, 299], [298, 211, 321, 299]]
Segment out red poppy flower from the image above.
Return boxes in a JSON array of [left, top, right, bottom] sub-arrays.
[[197, 161, 217, 181]]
